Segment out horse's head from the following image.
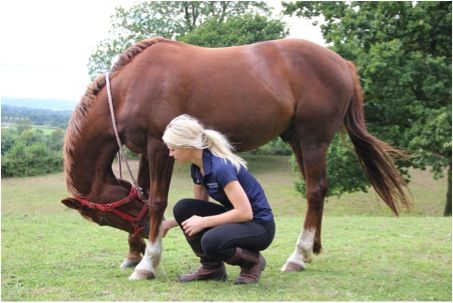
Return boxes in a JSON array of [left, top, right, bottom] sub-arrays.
[[61, 182, 149, 237]]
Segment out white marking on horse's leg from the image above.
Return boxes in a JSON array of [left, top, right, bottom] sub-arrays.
[[299, 228, 315, 262], [129, 238, 161, 280], [281, 228, 316, 272], [120, 257, 141, 269]]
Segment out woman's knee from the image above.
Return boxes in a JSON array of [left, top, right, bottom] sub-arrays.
[[173, 199, 197, 224]]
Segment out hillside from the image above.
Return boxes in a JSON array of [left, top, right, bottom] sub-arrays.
[[1, 96, 77, 111], [1, 105, 72, 128]]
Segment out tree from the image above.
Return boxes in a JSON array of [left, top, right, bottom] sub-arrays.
[[180, 13, 288, 47], [283, 1, 452, 215], [49, 128, 65, 151], [87, 1, 289, 158], [1, 127, 17, 155], [88, 1, 281, 78]]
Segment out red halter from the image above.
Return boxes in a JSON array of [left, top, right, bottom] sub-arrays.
[[75, 186, 148, 238]]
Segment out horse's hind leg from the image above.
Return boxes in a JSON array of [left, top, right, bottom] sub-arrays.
[[282, 137, 328, 272], [120, 234, 146, 268]]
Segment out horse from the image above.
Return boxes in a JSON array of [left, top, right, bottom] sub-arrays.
[[61, 37, 410, 280]]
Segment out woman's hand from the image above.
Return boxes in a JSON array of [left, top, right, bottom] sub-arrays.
[[182, 215, 206, 236]]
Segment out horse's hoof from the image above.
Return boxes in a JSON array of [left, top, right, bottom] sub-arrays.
[[120, 258, 141, 269], [129, 269, 155, 280], [281, 261, 305, 272]]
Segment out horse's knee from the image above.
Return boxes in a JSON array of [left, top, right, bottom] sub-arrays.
[[149, 199, 167, 216], [306, 182, 327, 210]]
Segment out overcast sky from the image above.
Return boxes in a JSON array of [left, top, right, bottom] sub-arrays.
[[0, 0, 324, 102]]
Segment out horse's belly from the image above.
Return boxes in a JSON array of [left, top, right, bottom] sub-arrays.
[[191, 94, 293, 151]]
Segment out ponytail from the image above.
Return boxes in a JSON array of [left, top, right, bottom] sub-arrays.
[[203, 129, 247, 172]]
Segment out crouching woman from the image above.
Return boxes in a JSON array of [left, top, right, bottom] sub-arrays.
[[161, 114, 275, 284]]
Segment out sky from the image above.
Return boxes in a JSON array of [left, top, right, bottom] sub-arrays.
[[0, 0, 324, 103]]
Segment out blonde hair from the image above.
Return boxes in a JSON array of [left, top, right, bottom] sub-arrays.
[[162, 114, 247, 172]]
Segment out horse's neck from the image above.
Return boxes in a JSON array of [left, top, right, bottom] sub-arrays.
[[68, 131, 119, 198]]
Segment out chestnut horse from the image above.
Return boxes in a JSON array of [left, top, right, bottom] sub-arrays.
[[62, 37, 409, 280]]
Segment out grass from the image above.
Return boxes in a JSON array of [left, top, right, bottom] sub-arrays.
[[1, 156, 451, 301]]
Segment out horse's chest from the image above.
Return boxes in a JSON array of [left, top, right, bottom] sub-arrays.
[[123, 128, 148, 154]]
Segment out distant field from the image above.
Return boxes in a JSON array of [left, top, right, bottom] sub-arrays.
[[1, 123, 62, 135], [2, 156, 451, 301], [35, 125, 61, 135]]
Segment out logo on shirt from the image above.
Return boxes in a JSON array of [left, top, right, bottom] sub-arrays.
[[206, 182, 219, 189]]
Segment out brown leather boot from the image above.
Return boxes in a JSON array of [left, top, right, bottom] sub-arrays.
[[177, 234, 227, 282], [177, 263, 227, 282], [226, 248, 266, 284]]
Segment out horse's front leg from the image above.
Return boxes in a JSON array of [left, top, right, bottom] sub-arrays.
[[129, 140, 174, 280], [120, 154, 148, 269], [120, 233, 146, 268]]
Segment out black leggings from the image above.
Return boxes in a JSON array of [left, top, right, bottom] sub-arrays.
[[173, 199, 275, 261]]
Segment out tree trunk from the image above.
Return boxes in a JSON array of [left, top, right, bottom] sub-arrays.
[[444, 164, 452, 216]]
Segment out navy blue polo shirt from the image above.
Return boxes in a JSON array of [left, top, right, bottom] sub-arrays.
[[190, 149, 273, 223]]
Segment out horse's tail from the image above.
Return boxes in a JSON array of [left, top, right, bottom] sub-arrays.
[[343, 61, 411, 215]]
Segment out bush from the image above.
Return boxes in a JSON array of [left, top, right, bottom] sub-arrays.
[[252, 137, 292, 156], [1, 126, 64, 177]]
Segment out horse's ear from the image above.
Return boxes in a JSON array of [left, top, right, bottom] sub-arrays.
[[61, 198, 81, 210]]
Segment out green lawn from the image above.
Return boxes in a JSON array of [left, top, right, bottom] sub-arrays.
[[2, 156, 451, 301]]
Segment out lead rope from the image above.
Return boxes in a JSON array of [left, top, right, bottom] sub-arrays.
[[105, 72, 143, 197]]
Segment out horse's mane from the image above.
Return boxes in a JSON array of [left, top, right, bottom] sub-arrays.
[[64, 37, 166, 196]]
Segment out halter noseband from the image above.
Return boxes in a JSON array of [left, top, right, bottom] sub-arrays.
[[75, 186, 148, 238]]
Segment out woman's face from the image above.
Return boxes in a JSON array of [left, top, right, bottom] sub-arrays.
[[168, 146, 193, 164]]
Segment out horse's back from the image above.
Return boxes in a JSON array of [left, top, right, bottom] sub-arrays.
[[147, 38, 352, 110], [121, 38, 353, 150]]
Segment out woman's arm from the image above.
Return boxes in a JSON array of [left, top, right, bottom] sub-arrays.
[[161, 218, 178, 237], [182, 180, 253, 236]]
